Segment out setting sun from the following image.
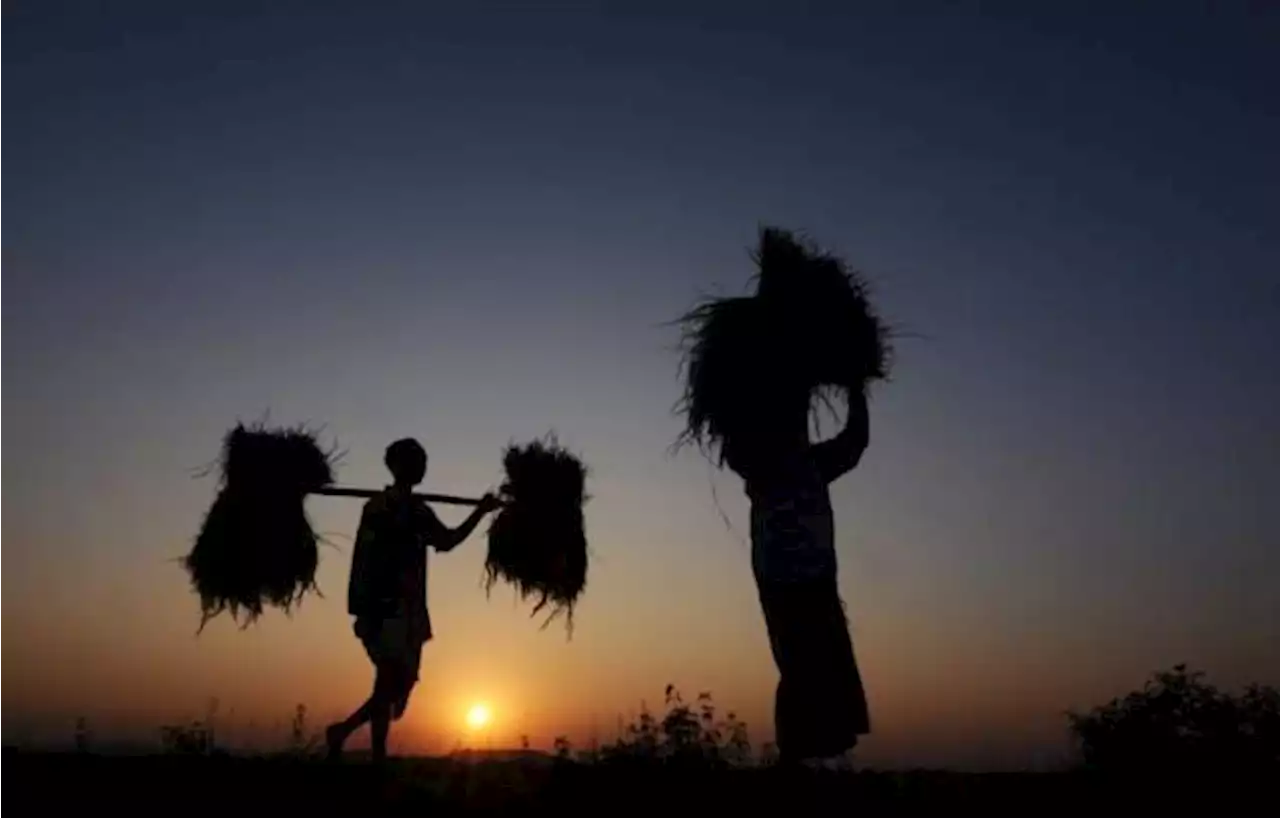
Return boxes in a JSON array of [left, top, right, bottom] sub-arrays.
[[465, 703, 491, 730]]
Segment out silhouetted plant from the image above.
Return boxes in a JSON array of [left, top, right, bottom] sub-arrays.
[[553, 735, 574, 760], [74, 717, 91, 753], [722, 711, 752, 766], [156, 699, 229, 756], [620, 705, 661, 758], [289, 704, 318, 755], [205, 697, 220, 749], [659, 685, 704, 756], [1068, 664, 1279, 775], [758, 741, 780, 767], [160, 720, 215, 755], [602, 685, 752, 767], [1237, 683, 1280, 765]]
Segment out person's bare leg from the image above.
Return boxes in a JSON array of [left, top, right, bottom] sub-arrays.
[[327, 665, 400, 761], [369, 667, 405, 764], [327, 695, 374, 760], [368, 703, 390, 764]]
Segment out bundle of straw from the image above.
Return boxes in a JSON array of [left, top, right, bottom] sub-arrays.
[[484, 435, 589, 632], [185, 423, 336, 629], [753, 226, 891, 388], [677, 226, 892, 458]]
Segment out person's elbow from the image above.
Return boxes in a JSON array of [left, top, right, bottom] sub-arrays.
[[848, 441, 869, 473], [848, 432, 870, 468], [852, 428, 870, 460], [823, 437, 868, 482]]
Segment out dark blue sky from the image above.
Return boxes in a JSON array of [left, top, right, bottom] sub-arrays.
[[4, 2, 1278, 768]]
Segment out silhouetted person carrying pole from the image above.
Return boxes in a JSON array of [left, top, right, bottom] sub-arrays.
[[326, 438, 499, 764], [723, 390, 872, 766]]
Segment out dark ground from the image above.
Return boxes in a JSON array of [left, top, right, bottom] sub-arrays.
[[6, 750, 1273, 816]]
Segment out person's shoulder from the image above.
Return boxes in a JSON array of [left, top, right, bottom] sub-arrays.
[[414, 500, 443, 524], [362, 491, 392, 515]]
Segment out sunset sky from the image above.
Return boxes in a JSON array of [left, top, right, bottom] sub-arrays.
[[4, 3, 1278, 770]]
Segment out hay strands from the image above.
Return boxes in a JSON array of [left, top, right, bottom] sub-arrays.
[[186, 422, 337, 631], [484, 435, 589, 637], [673, 225, 894, 463]]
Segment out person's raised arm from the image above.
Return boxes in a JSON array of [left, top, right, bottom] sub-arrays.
[[812, 390, 870, 484], [429, 493, 501, 552]]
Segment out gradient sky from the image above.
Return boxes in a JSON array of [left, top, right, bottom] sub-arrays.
[[4, 2, 1278, 770]]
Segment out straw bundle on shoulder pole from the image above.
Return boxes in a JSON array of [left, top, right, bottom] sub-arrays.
[[484, 435, 589, 634], [185, 423, 591, 634], [185, 423, 337, 630]]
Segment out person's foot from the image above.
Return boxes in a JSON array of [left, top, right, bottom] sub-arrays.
[[325, 724, 346, 762]]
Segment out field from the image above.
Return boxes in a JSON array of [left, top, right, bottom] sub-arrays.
[[6, 750, 1272, 816]]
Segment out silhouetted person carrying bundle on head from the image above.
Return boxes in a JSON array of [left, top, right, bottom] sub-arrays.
[[326, 438, 500, 764], [675, 226, 892, 766], [724, 392, 872, 764]]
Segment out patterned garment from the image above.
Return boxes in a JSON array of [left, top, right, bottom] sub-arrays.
[[747, 453, 869, 760], [748, 458, 838, 585]]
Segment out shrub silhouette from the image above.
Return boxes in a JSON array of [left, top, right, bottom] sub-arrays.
[[160, 698, 222, 756], [159, 721, 215, 755], [289, 704, 321, 755], [602, 685, 751, 767], [553, 735, 574, 760], [74, 717, 92, 754], [1068, 664, 1279, 775]]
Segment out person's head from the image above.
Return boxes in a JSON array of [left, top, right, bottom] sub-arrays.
[[385, 438, 427, 487]]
